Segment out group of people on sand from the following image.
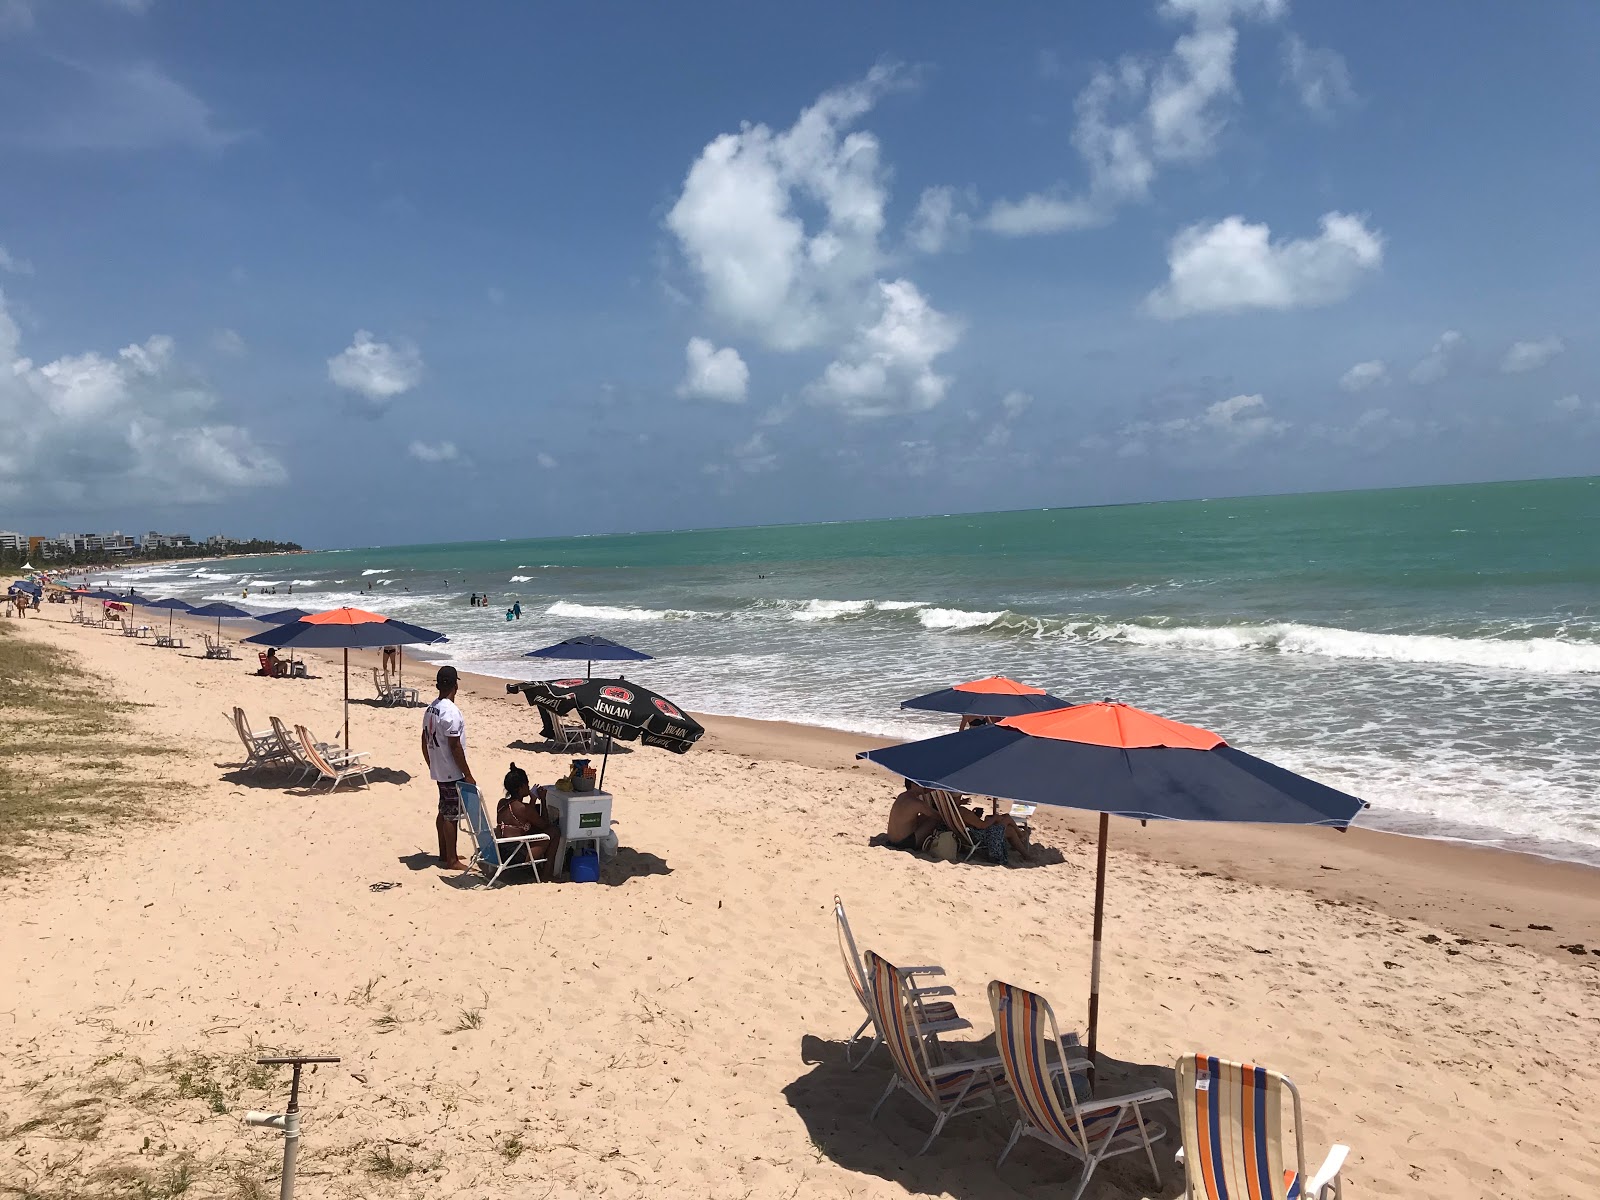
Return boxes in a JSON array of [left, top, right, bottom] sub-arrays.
[[421, 664, 555, 873], [886, 775, 1035, 866]]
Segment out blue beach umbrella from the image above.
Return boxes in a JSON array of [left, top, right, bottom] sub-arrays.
[[858, 700, 1366, 1073], [254, 608, 313, 624], [244, 607, 447, 746], [142, 596, 194, 637], [188, 601, 256, 640], [901, 674, 1070, 720], [525, 634, 653, 679]]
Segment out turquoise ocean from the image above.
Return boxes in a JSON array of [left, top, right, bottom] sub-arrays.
[[115, 476, 1600, 865]]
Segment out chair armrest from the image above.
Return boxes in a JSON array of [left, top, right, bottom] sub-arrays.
[[910, 984, 957, 999], [1305, 1144, 1349, 1197], [495, 832, 552, 845], [900, 965, 946, 976], [927, 1054, 1002, 1079], [1081, 1085, 1172, 1112]]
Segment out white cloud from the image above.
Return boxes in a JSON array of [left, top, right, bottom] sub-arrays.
[[1001, 389, 1033, 417], [0, 244, 33, 274], [676, 337, 749, 403], [1500, 336, 1564, 374], [730, 431, 777, 473], [1409, 330, 1463, 384], [807, 278, 961, 418], [667, 67, 961, 417], [211, 327, 246, 355], [407, 440, 459, 463], [1122, 392, 1288, 452], [535, 451, 557, 469], [1144, 212, 1383, 318], [0, 287, 283, 508], [0, 0, 34, 34], [905, 185, 973, 254], [1339, 360, 1387, 392], [328, 330, 423, 410], [4, 61, 237, 152], [1282, 34, 1356, 117], [985, 0, 1285, 236]]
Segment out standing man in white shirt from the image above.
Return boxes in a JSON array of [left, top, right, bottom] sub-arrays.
[[422, 664, 476, 870]]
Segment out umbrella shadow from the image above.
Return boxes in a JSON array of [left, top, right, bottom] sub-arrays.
[[284, 767, 412, 797], [217, 766, 300, 790], [863, 833, 1069, 871], [506, 738, 635, 757], [600, 846, 671, 885], [784, 1033, 1182, 1199]]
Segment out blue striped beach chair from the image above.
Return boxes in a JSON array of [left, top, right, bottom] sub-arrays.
[[989, 980, 1169, 1200], [1173, 1054, 1348, 1200], [834, 896, 966, 1070], [864, 949, 1006, 1155]]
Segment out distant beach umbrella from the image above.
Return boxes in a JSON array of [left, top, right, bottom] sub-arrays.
[[525, 634, 654, 679], [509, 675, 702, 788], [900, 674, 1070, 719], [188, 601, 257, 640], [254, 608, 313, 624], [244, 607, 447, 747], [142, 596, 194, 637], [858, 699, 1366, 1076]]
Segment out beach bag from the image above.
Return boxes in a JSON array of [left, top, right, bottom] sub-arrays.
[[922, 831, 959, 862]]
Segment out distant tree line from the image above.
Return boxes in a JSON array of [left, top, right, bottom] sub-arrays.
[[0, 539, 304, 574]]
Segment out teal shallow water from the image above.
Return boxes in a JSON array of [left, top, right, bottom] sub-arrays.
[[118, 476, 1600, 864]]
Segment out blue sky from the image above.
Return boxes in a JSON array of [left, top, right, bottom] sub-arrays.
[[0, 0, 1596, 546]]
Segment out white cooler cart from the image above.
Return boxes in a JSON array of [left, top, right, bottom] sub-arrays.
[[544, 786, 613, 879]]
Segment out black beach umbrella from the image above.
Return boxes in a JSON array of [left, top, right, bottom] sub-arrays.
[[901, 674, 1071, 720], [858, 700, 1366, 1075], [244, 607, 447, 747], [509, 675, 703, 787], [525, 634, 654, 679]]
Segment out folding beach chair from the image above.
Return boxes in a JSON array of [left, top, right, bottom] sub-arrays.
[[1173, 1054, 1348, 1200], [384, 670, 418, 707], [372, 667, 396, 705], [231, 707, 289, 773], [989, 980, 1167, 1200], [864, 949, 1007, 1155], [833, 895, 965, 1069], [460, 782, 550, 886], [538, 705, 597, 752], [928, 789, 981, 861], [295, 724, 372, 792]]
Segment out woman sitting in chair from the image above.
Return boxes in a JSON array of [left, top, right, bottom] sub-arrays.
[[496, 763, 556, 868]]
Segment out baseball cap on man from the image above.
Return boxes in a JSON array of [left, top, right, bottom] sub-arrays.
[[436, 665, 460, 690]]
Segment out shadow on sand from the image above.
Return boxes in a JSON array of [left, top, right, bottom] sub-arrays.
[[506, 738, 634, 757], [783, 1033, 1182, 1199], [864, 833, 1068, 871]]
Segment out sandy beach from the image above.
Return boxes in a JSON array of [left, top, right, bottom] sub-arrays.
[[3, 607, 1599, 1199]]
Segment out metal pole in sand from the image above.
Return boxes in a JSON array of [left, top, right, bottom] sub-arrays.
[[245, 1054, 339, 1200], [1085, 811, 1109, 1084]]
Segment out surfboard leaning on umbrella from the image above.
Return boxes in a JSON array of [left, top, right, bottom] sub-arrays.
[[858, 698, 1367, 1079]]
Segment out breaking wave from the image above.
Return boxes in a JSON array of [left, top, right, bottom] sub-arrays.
[[545, 600, 712, 622], [361, 568, 392, 576]]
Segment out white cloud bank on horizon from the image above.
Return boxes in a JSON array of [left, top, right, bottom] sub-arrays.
[[1144, 212, 1383, 317], [328, 330, 423, 411], [1500, 336, 1564, 374], [676, 337, 749, 403], [983, 0, 1288, 236], [0, 286, 284, 509], [665, 65, 961, 418]]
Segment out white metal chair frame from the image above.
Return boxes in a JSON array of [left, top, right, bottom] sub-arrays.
[[833, 895, 964, 1070], [294, 725, 372, 792], [989, 980, 1168, 1200], [460, 783, 550, 886], [231, 707, 290, 773]]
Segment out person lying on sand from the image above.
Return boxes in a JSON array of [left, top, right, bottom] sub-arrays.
[[947, 801, 1031, 863], [886, 780, 942, 852], [496, 762, 555, 868]]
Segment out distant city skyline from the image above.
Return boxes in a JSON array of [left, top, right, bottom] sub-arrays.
[[0, 1, 1595, 545]]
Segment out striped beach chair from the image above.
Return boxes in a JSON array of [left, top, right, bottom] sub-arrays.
[[989, 980, 1168, 1200], [864, 949, 1006, 1155], [1174, 1055, 1348, 1200], [833, 896, 966, 1069], [928, 790, 981, 861]]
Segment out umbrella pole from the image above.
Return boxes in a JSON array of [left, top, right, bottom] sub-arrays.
[[1086, 811, 1110, 1084], [343, 649, 350, 748], [597, 738, 610, 791]]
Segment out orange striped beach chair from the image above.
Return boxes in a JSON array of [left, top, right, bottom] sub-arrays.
[[989, 979, 1168, 1200], [864, 949, 1006, 1155], [1173, 1054, 1348, 1200], [834, 896, 966, 1070]]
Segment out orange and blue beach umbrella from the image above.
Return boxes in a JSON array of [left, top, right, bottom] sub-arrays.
[[859, 699, 1366, 1074], [900, 673, 1070, 719]]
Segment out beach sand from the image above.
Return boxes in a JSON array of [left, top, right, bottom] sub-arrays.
[[2, 609, 1599, 1198]]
